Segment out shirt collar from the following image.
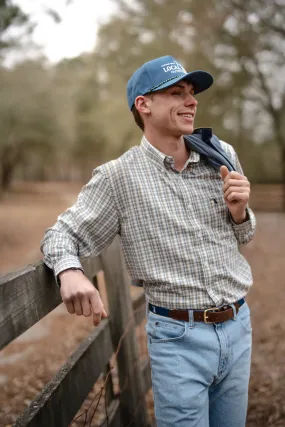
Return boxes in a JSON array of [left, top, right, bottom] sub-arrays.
[[140, 135, 200, 171]]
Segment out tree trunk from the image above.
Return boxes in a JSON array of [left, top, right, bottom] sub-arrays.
[[0, 162, 13, 199], [273, 112, 285, 212], [0, 146, 21, 197], [281, 144, 285, 212], [1, 161, 14, 192]]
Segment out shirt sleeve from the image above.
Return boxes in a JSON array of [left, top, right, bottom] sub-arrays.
[[229, 150, 256, 245], [40, 167, 120, 281]]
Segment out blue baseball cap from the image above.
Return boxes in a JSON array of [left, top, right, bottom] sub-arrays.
[[127, 55, 214, 110]]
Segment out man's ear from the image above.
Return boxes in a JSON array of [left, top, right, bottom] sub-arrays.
[[135, 95, 151, 114]]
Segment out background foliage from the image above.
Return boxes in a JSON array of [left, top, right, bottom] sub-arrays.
[[0, 0, 284, 196]]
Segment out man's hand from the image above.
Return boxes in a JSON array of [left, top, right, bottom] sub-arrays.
[[220, 165, 250, 224], [58, 269, 107, 326]]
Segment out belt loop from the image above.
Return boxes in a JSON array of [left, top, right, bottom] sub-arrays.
[[230, 303, 237, 321], [188, 310, 194, 328]]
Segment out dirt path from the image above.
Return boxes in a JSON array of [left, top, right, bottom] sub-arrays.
[[0, 183, 284, 426], [0, 182, 82, 276], [243, 213, 285, 427]]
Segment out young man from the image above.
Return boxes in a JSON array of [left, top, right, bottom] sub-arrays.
[[41, 55, 256, 426]]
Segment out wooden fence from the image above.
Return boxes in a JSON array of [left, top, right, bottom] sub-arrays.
[[0, 237, 152, 427]]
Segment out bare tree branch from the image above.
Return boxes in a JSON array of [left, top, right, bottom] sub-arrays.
[[251, 54, 275, 113]]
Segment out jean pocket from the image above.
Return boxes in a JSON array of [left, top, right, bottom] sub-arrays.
[[145, 314, 187, 344], [238, 303, 252, 333]]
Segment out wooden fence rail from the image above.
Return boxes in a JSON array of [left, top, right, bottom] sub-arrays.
[[0, 236, 152, 427]]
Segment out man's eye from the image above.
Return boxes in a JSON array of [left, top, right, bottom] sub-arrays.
[[172, 92, 183, 96]]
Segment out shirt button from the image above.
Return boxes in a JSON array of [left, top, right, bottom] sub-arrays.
[[164, 159, 171, 168]]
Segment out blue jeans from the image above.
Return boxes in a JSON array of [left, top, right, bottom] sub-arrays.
[[146, 302, 252, 427]]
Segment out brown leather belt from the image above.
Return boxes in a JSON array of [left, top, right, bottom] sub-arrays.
[[148, 298, 245, 324]]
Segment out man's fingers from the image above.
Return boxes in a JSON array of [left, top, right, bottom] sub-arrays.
[[63, 295, 98, 319], [221, 169, 245, 183], [227, 192, 249, 203], [223, 179, 249, 192], [224, 186, 249, 200], [90, 292, 103, 326], [82, 296, 92, 317], [65, 300, 75, 315], [95, 305, 108, 322], [73, 298, 83, 316], [220, 165, 229, 181], [93, 310, 102, 326]]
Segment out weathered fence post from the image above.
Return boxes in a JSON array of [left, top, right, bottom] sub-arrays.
[[100, 237, 148, 427]]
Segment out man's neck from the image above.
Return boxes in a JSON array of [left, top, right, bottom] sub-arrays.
[[144, 129, 190, 171]]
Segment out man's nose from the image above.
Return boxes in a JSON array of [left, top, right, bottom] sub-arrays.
[[185, 94, 198, 107]]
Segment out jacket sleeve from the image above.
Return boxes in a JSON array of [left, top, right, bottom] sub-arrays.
[[40, 167, 120, 281], [229, 149, 256, 245]]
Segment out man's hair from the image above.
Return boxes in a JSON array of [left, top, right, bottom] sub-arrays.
[[131, 93, 154, 132], [132, 105, 144, 131]]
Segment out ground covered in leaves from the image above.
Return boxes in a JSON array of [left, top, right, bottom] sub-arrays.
[[0, 183, 284, 426]]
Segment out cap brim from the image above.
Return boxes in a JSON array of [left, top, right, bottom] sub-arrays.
[[151, 70, 213, 95]]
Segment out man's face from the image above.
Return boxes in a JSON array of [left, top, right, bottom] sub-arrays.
[[145, 81, 198, 136]]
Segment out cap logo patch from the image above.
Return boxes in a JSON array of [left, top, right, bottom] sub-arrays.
[[162, 61, 187, 74]]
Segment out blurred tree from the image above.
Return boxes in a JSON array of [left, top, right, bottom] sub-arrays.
[[1, 0, 283, 196], [94, 0, 284, 188], [0, 61, 60, 195], [0, 0, 32, 59], [52, 54, 109, 181], [71, 56, 108, 180], [216, 0, 285, 197]]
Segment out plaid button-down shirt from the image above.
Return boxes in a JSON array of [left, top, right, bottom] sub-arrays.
[[41, 136, 256, 309]]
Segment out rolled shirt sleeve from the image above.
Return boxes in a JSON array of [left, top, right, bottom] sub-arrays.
[[40, 167, 120, 280], [230, 207, 256, 245]]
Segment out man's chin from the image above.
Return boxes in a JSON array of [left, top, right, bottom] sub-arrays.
[[168, 125, 194, 137], [179, 125, 194, 135]]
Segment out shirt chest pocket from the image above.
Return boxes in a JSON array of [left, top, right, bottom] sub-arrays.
[[188, 193, 231, 231], [209, 194, 231, 227]]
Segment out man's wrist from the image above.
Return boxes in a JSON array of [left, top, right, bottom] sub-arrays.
[[230, 209, 249, 225], [59, 267, 83, 277], [58, 268, 84, 286]]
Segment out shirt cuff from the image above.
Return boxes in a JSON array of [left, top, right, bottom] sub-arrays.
[[54, 256, 84, 286], [230, 208, 256, 244]]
